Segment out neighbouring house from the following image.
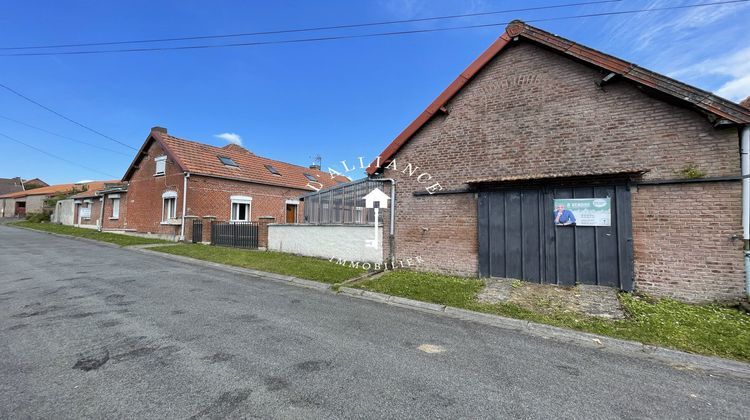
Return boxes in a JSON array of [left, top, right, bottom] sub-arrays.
[[0, 182, 88, 218], [350, 20, 750, 303], [0, 177, 25, 196], [21, 178, 48, 190], [120, 127, 349, 241], [0, 177, 48, 211], [64, 180, 124, 230]]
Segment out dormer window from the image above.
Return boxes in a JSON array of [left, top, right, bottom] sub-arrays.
[[265, 164, 281, 175], [218, 156, 238, 167], [303, 173, 317, 182], [155, 155, 167, 175]]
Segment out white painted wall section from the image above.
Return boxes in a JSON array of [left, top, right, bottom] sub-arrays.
[[268, 224, 383, 263]]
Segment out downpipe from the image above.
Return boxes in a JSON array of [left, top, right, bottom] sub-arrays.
[[97, 195, 104, 232], [179, 172, 190, 241], [742, 125, 750, 298]]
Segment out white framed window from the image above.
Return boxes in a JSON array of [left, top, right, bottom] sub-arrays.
[[110, 197, 120, 219], [230, 195, 252, 222], [155, 155, 167, 175], [162, 191, 177, 222]]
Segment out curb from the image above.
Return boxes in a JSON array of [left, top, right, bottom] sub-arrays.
[[338, 287, 750, 379]]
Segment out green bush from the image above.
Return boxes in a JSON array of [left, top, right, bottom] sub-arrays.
[[24, 212, 51, 223]]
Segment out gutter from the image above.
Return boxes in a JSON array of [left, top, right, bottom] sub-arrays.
[[179, 172, 190, 241], [741, 125, 750, 298]]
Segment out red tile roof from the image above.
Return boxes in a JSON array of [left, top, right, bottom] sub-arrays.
[[368, 20, 750, 174], [123, 129, 349, 190], [68, 180, 122, 199], [0, 183, 90, 199]]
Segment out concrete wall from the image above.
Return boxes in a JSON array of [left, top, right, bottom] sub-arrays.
[[25, 195, 46, 214], [52, 199, 75, 225], [268, 224, 383, 263], [1, 198, 16, 217]]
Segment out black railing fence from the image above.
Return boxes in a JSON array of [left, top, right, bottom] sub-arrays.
[[192, 219, 203, 243], [210, 221, 259, 249]]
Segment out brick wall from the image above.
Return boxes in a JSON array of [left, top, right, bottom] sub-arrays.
[[383, 40, 742, 301], [186, 176, 304, 223], [632, 182, 743, 302], [74, 198, 100, 228], [101, 193, 127, 230], [126, 141, 185, 238]]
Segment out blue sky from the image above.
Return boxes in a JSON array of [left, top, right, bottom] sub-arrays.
[[0, 0, 748, 184]]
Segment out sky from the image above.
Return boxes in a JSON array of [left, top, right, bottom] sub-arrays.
[[0, 0, 748, 185]]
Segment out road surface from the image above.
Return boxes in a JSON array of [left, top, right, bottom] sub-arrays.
[[0, 226, 748, 419]]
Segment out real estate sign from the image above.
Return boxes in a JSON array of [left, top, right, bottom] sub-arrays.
[[80, 207, 91, 219], [553, 198, 611, 227]]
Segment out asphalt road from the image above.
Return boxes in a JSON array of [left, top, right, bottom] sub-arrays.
[[1, 226, 748, 419]]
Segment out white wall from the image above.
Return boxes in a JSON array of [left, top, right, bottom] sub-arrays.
[[0, 199, 14, 217], [52, 199, 75, 225], [268, 224, 383, 263]]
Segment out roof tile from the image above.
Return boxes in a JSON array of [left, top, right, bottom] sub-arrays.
[[146, 131, 348, 190]]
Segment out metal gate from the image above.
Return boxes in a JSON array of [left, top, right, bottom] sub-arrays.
[[192, 219, 203, 243], [211, 221, 259, 249], [477, 184, 633, 290]]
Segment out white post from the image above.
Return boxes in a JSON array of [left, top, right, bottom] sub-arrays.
[[373, 207, 379, 249]]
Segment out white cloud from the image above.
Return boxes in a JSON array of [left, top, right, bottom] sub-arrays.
[[670, 46, 750, 102], [213, 132, 243, 146], [596, 0, 750, 102], [716, 75, 750, 102]]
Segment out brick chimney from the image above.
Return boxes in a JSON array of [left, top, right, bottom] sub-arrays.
[[740, 96, 750, 109], [151, 126, 167, 134]]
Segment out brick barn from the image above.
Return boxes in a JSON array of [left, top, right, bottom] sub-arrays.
[[121, 127, 348, 240], [368, 21, 750, 303]]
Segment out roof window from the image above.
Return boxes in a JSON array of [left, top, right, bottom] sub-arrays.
[[303, 173, 317, 182], [218, 156, 238, 167], [265, 164, 281, 175]]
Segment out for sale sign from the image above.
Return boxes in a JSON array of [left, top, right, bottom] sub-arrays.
[[553, 198, 611, 227]]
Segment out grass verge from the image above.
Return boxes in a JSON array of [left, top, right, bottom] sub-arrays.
[[152, 244, 365, 284], [354, 271, 750, 362], [12, 221, 170, 247]]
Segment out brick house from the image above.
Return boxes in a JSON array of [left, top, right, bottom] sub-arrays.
[[121, 127, 348, 240], [67, 181, 126, 230], [367, 21, 750, 303]]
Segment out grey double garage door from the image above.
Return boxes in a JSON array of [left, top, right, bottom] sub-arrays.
[[477, 183, 633, 290]]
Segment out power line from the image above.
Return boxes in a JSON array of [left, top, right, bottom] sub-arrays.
[[0, 0, 744, 57], [0, 0, 623, 51], [0, 113, 132, 156], [0, 132, 119, 178], [0, 83, 137, 150]]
